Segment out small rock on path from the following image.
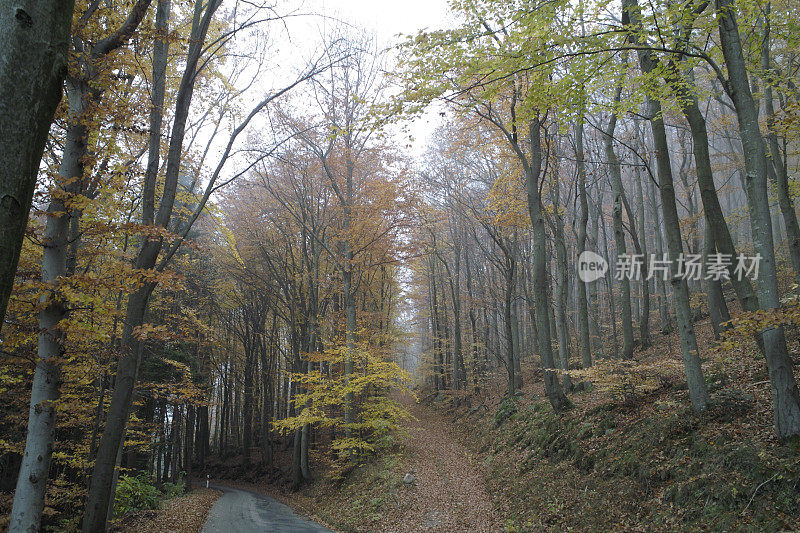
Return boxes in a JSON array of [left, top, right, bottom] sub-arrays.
[[392, 394, 502, 532]]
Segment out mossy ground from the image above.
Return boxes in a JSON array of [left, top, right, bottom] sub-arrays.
[[439, 315, 800, 532]]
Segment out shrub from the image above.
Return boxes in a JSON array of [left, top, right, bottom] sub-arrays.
[[273, 342, 412, 459], [161, 477, 186, 499], [113, 475, 160, 517]]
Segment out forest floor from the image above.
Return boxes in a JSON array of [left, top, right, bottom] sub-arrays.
[[202, 304, 800, 532], [110, 487, 221, 533], [203, 393, 502, 532]]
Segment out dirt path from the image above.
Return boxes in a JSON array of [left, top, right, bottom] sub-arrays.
[[391, 395, 502, 532]]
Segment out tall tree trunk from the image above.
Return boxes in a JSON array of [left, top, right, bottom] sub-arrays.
[[632, 126, 651, 347], [9, 76, 87, 532], [575, 119, 593, 367], [11, 0, 155, 523], [604, 85, 635, 358], [646, 171, 672, 334], [429, 258, 444, 390], [449, 240, 466, 389], [0, 0, 74, 331], [625, 0, 709, 412], [261, 312, 277, 473], [587, 192, 605, 357], [703, 222, 730, 339], [715, 0, 800, 438], [525, 117, 568, 412], [553, 178, 573, 390], [184, 404, 195, 481], [83, 2, 220, 528], [503, 257, 516, 396], [760, 5, 800, 283], [171, 405, 181, 483], [242, 339, 254, 466], [197, 404, 209, 467], [342, 257, 356, 432], [464, 242, 482, 382], [599, 194, 620, 359], [162, 407, 173, 482]]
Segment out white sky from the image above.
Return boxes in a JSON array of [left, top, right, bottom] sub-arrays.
[[274, 0, 457, 157], [201, 0, 457, 194], [299, 0, 455, 48]]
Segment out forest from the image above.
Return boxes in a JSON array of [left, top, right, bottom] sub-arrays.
[[0, 0, 799, 531]]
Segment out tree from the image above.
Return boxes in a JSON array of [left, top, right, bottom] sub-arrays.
[[603, 81, 635, 359], [623, 0, 710, 412], [0, 1, 74, 331], [714, 0, 800, 439], [10, 1, 155, 529]]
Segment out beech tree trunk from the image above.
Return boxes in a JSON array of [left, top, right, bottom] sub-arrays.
[[703, 223, 730, 339], [11, 2, 154, 528], [525, 117, 569, 412], [552, 174, 573, 390], [504, 257, 516, 396], [632, 127, 651, 347], [715, 0, 800, 438], [575, 119, 593, 366], [587, 191, 605, 357], [83, 2, 220, 529], [667, 56, 760, 313], [9, 78, 86, 532], [0, 1, 74, 332], [624, 0, 709, 412], [604, 86, 635, 359], [760, 8, 800, 283]]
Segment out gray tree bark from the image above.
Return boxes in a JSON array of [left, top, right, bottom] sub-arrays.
[[760, 6, 800, 283], [83, 2, 221, 529], [9, 78, 87, 533], [603, 85, 635, 358], [715, 0, 800, 438], [645, 163, 672, 334], [631, 123, 651, 347], [552, 176, 573, 390], [526, 117, 569, 411], [0, 1, 74, 332], [703, 222, 730, 338], [575, 119, 593, 366], [624, 0, 709, 411], [10, 2, 154, 529], [587, 190, 605, 357]]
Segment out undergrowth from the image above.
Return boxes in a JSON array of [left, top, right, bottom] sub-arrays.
[[463, 386, 800, 532]]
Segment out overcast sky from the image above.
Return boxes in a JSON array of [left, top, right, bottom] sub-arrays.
[[305, 0, 454, 47], [203, 0, 456, 188], [272, 0, 457, 157]]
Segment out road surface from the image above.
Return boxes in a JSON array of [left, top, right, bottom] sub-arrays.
[[202, 484, 333, 533]]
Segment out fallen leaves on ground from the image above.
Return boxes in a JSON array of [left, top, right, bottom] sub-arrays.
[[383, 395, 503, 532], [110, 488, 221, 533]]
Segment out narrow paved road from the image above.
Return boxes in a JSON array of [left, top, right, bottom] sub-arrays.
[[202, 484, 333, 533]]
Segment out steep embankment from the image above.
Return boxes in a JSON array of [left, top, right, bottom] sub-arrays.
[[436, 316, 800, 532]]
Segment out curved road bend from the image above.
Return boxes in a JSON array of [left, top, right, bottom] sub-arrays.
[[202, 484, 333, 533]]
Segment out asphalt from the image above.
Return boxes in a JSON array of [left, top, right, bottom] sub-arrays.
[[201, 484, 333, 533]]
